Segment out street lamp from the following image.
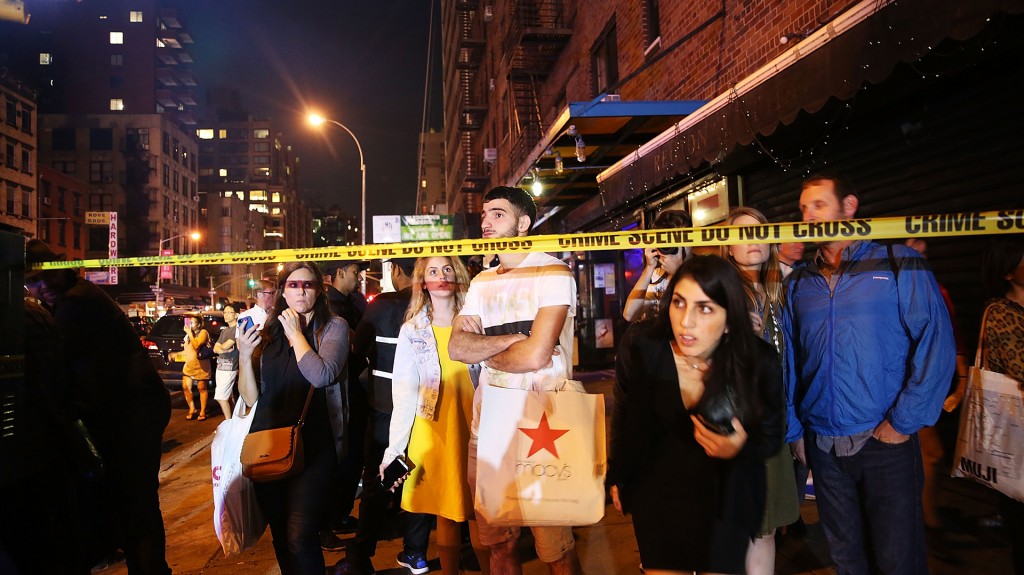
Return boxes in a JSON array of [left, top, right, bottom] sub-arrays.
[[154, 230, 201, 293], [307, 113, 366, 246]]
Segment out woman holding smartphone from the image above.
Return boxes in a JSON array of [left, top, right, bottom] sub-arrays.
[[181, 313, 211, 421], [236, 262, 348, 575], [383, 256, 490, 575], [609, 255, 783, 575], [721, 207, 799, 574]]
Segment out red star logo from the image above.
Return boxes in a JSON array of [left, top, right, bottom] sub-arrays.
[[518, 412, 570, 458]]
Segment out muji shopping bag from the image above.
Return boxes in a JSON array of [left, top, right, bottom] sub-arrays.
[[474, 380, 606, 526], [951, 307, 1024, 502]]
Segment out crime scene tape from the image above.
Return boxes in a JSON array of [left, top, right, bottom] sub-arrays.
[[31, 209, 1024, 271]]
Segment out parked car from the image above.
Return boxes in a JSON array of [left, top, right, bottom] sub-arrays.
[[142, 310, 226, 378], [128, 315, 156, 337]]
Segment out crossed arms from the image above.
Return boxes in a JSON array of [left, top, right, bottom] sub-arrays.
[[448, 305, 569, 373]]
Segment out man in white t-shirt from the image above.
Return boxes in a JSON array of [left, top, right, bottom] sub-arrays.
[[449, 186, 582, 575]]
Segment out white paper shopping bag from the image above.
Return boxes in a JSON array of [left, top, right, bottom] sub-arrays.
[[474, 382, 606, 526]]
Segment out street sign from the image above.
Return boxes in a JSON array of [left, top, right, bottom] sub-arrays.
[[85, 211, 111, 225], [160, 249, 173, 280], [107, 211, 118, 285], [374, 214, 453, 243]]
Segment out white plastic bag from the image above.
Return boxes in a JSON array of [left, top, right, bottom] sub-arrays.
[[211, 399, 266, 556]]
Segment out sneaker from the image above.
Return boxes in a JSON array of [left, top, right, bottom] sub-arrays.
[[320, 530, 347, 552], [396, 551, 429, 574]]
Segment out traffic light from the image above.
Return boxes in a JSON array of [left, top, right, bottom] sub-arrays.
[[247, 274, 256, 288]]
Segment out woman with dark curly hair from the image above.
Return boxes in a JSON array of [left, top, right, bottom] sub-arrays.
[[609, 255, 783, 574], [237, 261, 348, 575]]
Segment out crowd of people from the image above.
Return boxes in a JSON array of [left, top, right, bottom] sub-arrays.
[[4, 175, 1022, 575]]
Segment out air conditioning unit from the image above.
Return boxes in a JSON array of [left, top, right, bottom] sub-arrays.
[[601, 93, 621, 102], [483, 148, 498, 164], [483, 5, 494, 22]]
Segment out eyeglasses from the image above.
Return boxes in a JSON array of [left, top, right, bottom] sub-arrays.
[[257, 290, 274, 296], [284, 281, 317, 291], [656, 247, 680, 256]]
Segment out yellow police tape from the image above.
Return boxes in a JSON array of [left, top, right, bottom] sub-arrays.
[[32, 209, 1024, 271]]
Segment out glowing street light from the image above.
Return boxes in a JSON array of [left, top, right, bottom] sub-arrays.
[[307, 113, 366, 246], [155, 230, 201, 292]]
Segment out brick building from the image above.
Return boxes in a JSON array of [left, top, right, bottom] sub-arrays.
[[441, 0, 1024, 365]]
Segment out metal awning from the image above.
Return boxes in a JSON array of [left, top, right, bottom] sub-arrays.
[[594, 0, 1023, 223], [508, 99, 705, 230]]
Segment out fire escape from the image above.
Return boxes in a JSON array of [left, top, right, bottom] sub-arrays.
[[454, 0, 488, 197], [505, 0, 571, 170]]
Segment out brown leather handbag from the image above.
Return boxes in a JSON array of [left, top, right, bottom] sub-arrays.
[[240, 386, 315, 483]]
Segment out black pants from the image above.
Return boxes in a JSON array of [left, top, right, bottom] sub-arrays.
[[256, 442, 338, 575], [348, 409, 431, 563], [333, 378, 369, 520], [97, 402, 172, 575]]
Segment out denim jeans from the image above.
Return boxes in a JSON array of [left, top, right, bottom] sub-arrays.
[[806, 430, 927, 575]]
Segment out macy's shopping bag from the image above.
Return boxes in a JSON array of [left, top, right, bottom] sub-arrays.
[[211, 400, 267, 556], [474, 381, 606, 526], [951, 364, 1024, 502]]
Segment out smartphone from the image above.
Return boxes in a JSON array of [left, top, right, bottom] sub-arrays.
[[380, 457, 414, 491], [238, 315, 254, 333]]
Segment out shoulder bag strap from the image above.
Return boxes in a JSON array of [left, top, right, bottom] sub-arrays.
[[296, 385, 316, 426], [975, 305, 994, 370]]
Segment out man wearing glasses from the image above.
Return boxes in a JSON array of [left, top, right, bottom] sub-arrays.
[[622, 210, 693, 322], [237, 279, 275, 335]]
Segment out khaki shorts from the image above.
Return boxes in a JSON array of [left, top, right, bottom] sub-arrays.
[[467, 434, 575, 563], [213, 369, 237, 401]]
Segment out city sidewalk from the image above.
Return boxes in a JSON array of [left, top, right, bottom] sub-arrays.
[[94, 371, 1014, 574]]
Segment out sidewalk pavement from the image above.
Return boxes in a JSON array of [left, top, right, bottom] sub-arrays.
[[94, 371, 1015, 575]]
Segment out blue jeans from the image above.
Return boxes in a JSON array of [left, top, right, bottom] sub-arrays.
[[806, 430, 927, 575]]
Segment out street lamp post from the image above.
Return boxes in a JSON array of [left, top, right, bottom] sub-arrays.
[[307, 113, 366, 246], [153, 231, 201, 300]]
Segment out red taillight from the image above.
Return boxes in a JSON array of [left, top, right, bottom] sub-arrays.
[[141, 338, 158, 350]]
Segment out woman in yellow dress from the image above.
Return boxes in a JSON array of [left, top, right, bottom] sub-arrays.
[[383, 256, 490, 575]]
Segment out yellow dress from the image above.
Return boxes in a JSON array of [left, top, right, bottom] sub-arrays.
[[401, 325, 476, 521]]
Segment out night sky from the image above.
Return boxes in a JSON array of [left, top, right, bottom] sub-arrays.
[[178, 0, 444, 239]]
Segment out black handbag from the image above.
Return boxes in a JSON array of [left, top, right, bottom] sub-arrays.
[[197, 338, 215, 360]]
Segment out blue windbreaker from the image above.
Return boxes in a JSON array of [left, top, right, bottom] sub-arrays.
[[780, 241, 955, 443]]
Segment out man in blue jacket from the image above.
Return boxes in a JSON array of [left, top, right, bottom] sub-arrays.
[[781, 174, 954, 575]]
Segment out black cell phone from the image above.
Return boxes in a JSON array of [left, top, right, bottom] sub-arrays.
[[380, 457, 414, 490], [238, 316, 254, 332]]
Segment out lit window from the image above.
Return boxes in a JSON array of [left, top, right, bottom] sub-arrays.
[[218, 168, 228, 177], [130, 10, 143, 22], [110, 32, 124, 45], [218, 129, 227, 139], [156, 38, 165, 48], [39, 53, 53, 65], [271, 207, 281, 215], [253, 129, 270, 139], [254, 167, 271, 178], [421, 179, 427, 188], [110, 98, 125, 111], [197, 129, 214, 140], [250, 190, 267, 201], [111, 54, 123, 66], [271, 192, 281, 203], [249, 203, 268, 214]]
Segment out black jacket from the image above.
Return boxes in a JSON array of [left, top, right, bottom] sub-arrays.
[[351, 287, 412, 413], [609, 320, 783, 536]]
